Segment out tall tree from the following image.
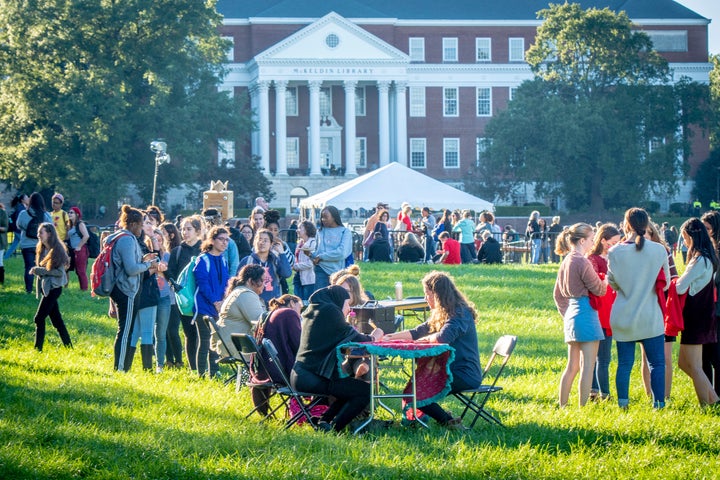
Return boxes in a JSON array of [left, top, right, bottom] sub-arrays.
[[0, 0, 271, 213], [466, 3, 709, 211]]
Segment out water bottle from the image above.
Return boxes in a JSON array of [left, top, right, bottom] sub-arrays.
[[395, 281, 403, 300]]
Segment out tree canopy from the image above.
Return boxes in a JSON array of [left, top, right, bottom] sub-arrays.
[[465, 3, 711, 211], [0, 0, 271, 214]]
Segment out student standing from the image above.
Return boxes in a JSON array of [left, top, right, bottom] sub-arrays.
[[31, 223, 72, 351]]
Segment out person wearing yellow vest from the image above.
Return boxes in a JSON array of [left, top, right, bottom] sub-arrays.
[[50, 193, 69, 241]]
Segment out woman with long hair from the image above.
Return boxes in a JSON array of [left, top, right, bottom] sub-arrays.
[[166, 215, 204, 371], [397, 232, 425, 263], [66, 207, 90, 291], [238, 228, 292, 306], [383, 271, 482, 428], [108, 205, 157, 372], [306, 206, 352, 291], [607, 208, 670, 409], [159, 222, 183, 370], [263, 210, 295, 295], [586, 223, 621, 401], [553, 223, 607, 407], [30, 223, 72, 351], [700, 210, 720, 397], [193, 225, 231, 377], [292, 220, 317, 301], [216, 264, 266, 353], [676, 217, 720, 406], [249, 207, 265, 233], [16, 193, 52, 293]]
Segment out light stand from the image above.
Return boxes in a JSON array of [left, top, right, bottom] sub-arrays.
[[150, 141, 170, 206]]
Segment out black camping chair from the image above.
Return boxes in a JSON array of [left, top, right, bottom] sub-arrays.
[[453, 334, 517, 427], [261, 338, 330, 430], [230, 333, 280, 419], [202, 316, 247, 392]]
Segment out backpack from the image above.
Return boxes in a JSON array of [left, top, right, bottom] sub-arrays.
[[25, 211, 43, 239], [85, 224, 101, 258], [174, 254, 209, 318], [90, 233, 129, 297]]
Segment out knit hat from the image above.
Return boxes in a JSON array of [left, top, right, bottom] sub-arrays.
[[70, 206, 82, 220], [52, 193, 64, 203]]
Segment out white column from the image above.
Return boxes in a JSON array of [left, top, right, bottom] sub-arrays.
[[377, 81, 390, 166], [308, 80, 322, 176], [256, 80, 271, 174], [249, 85, 260, 166], [394, 81, 408, 166], [344, 80, 358, 176], [274, 80, 288, 176]]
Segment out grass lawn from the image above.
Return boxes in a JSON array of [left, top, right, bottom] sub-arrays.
[[0, 258, 718, 479]]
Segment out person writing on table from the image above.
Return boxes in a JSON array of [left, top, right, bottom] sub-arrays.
[[383, 271, 482, 429], [291, 285, 383, 432]]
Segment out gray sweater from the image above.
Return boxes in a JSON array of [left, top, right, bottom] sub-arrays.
[[107, 229, 152, 298], [607, 241, 670, 342]]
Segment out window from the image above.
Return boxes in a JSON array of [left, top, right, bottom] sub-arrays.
[[355, 86, 366, 116], [645, 30, 688, 52], [409, 37, 425, 62], [409, 87, 425, 117], [286, 87, 298, 116], [476, 137, 491, 166], [222, 36, 234, 62], [476, 87, 491, 116], [320, 86, 332, 117], [218, 85, 234, 97], [649, 137, 664, 153], [476, 38, 491, 61], [410, 138, 426, 169], [217, 140, 235, 168], [355, 137, 367, 168], [443, 138, 460, 169], [443, 87, 458, 116], [509, 87, 518, 101], [509, 38, 525, 61], [443, 38, 458, 62], [286, 137, 299, 168]]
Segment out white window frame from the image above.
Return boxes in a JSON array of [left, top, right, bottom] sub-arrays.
[[476, 137, 491, 166], [443, 87, 458, 117], [355, 137, 367, 168], [645, 30, 688, 52], [222, 36, 234, 62], [476, 87, 492, 117], [443, 138, 460, 169], [286, 86, 298, 116], [509, 38, 525, 62], [286, 137, 299, 168], [410, 138, 427, 169], [320, 86, 332, 117], [409, 37, 425, 62], [355, 86, 366, 116], [218, 139, 235, 168], [443, 37, 458, 62], [509, 86, 518, 101], [649, 137, 665, 153], [475, 38, 491, 62], [409, 87, 426, 117]]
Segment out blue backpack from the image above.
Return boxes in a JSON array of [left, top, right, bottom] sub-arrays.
[[174, 255, 209, 318]]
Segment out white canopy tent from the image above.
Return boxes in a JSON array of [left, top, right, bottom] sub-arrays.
[[298, 162, 493, 217]]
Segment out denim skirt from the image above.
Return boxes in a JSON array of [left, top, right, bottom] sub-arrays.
[[564, 296, 604, 343]]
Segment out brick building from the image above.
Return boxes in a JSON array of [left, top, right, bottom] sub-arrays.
[[215, 0, 712, 211]]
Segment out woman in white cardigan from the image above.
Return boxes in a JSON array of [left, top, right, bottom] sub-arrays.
[[607, 208, 670, 409]]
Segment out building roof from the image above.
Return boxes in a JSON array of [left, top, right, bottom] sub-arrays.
[[216, 0, 708, 22]]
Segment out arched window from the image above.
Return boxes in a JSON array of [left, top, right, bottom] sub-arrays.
[[290, 187, 309, 213]]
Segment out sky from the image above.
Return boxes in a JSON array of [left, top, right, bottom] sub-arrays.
[[675, 0, 719, 54]]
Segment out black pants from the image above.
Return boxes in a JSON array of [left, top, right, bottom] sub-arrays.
[[165, 304, 183, 365], [34, 287, 71, 351], [180, 314, 198, 371], [460, 243, 476, 264], [702, 342, 720, 395], [111, 286, 136, 371], [418, 375, 479, 424], [291, 365, 370, 431]]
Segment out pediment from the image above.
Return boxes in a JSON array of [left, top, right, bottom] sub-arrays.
[[255, 12, 408, 64]]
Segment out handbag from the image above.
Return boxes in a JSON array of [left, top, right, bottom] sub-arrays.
[[363, 231, 375, 248]]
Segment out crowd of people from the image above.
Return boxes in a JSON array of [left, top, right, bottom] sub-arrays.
[[3, 192, 720, 431], [554, 207, 720, 410]]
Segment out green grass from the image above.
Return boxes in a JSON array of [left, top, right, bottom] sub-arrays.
[[1, 258, 719, 479]]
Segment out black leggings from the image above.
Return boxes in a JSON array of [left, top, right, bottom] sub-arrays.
[[180, 314, 198, 371], [34, 287, 71, 351], [291, 365, 370, 431]]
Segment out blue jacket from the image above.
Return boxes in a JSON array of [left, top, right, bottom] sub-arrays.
[[193, 252, 230, 318], [238, 251, 292, 305]]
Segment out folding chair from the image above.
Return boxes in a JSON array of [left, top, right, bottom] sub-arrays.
[[230, 333, 279, 419], [202, 316, 247, 392], [261, 338, 329, 430], [453, 334, 517, 427]]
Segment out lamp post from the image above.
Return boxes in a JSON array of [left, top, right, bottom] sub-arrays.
[[150, 141, 170, 206]]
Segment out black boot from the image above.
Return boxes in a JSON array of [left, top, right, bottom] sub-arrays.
[[0, 266, 5, 285], [123, 346, 137, 372], [141, 344, 154, 371]]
